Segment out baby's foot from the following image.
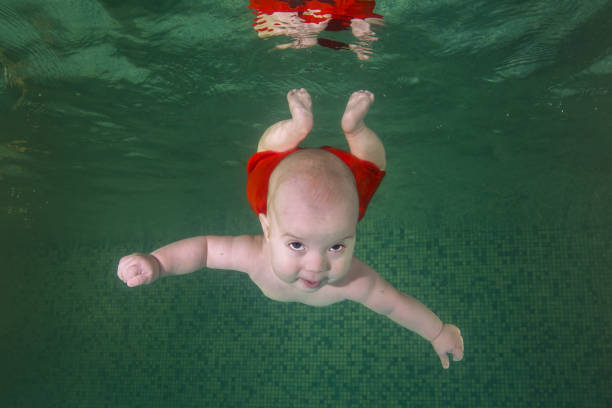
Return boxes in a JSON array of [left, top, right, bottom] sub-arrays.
[[341, 90, 374, 134], [287, 88, 313, 134]]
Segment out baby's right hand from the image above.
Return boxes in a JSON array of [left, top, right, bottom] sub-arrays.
[[117, 253, 161, 287]]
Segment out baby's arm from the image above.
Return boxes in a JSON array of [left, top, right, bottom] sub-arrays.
[[117, 235, 261, 287], [345, 258, 464, 369]]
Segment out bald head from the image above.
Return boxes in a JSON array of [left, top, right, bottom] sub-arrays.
[[267, 149, 359, 223]]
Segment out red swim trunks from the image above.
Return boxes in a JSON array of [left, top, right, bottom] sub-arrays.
[[249, 0, 382, 29], [246, 146, 385, 221], [249, 0, 381, 18]]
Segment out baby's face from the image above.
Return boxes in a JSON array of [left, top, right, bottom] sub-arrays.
[[260, 193, 358, 292]]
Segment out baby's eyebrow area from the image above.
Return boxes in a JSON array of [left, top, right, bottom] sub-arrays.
[[336, 234, 355, 242], [282, 233, 303, 241], [281, 233, 355, 243]]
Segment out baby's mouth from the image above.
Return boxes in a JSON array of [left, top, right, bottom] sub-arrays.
[[300, 278, 321, 289]]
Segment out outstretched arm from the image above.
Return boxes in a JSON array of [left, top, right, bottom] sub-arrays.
[[117, 235, 262, 287], [345, 258, 464, 369]]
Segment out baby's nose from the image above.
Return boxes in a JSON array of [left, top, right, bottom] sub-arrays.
[[304, 252, 330, 274]]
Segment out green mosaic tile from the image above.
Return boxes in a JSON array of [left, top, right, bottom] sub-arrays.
[[2, 222, 611, 407]]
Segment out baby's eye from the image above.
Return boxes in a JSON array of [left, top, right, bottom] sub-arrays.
[[329, 244, 345, 253], [288, 242, 305, 251]]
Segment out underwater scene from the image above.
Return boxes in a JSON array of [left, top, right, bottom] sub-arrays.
[[2, 0, 611, 407]]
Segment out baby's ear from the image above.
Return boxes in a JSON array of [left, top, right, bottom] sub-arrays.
[[258, 213, 271, 241]]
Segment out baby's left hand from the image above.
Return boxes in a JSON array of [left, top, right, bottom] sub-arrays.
[[431, 323, 464, 369]]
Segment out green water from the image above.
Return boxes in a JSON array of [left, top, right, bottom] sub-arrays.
[[2, 0, 611, 407]]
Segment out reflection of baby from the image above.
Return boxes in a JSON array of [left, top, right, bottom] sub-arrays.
[[117, 89, 464, 369], [250, 0, 384, 60]]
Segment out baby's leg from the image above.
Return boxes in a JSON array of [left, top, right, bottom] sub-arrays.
[[257, 88, 313, 152], [341, 90, 386, 170]]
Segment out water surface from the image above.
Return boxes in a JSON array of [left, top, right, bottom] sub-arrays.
[[1, 1, 611, 406]]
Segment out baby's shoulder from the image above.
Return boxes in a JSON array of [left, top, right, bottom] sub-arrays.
[[217, 234, 267, 274], [332, 257, 380, 303]]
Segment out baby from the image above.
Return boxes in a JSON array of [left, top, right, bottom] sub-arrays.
[[117, 89, 464, 369]]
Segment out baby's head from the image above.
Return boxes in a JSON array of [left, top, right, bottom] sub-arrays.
[[259, 149, 359, 291]]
